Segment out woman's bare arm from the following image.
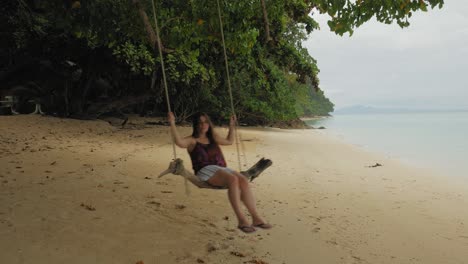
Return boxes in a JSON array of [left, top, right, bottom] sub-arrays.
[[168, 112, 195, 148], [215, 115, 236, 146]]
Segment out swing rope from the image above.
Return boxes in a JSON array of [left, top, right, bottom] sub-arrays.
[[150, 0, 190, 194], [151, 0, 175, 160], [215, 0, 243, 171]]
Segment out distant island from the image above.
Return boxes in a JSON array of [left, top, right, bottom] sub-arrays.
[[333, 105, 468, 115]]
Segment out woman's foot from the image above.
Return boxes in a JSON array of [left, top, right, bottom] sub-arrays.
[[253, 217, 272, 229], [238, 225, 256, 233]]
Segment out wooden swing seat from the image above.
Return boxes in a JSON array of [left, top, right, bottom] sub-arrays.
[[158, 158, 272, 189]]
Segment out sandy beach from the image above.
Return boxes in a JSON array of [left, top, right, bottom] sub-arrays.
[[1, 115, 468, 264]]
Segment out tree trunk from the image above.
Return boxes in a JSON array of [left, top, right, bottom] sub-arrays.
[[64, 80, 69, 116], [132, 0, 158, 50], [260, 0, 271, 43]]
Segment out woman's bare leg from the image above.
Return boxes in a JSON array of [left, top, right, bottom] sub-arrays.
[[233, 172, 267, 225], [207, 170, 250, 227]]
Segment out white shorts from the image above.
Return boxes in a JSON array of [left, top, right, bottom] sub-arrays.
[[196, 165, 235, 182]]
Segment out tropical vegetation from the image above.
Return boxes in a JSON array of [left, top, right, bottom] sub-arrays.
[[0, 0, 443, 125]]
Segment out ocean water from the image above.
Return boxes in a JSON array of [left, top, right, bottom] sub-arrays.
[[305, 112, 468, 178]]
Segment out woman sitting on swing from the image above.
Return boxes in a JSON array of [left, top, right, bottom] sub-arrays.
[[168, 111, 272, 233]]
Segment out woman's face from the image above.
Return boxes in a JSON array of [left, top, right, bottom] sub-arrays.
[[198, 115, 210, 134]]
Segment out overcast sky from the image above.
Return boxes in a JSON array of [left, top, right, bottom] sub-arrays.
[[303, 2, 468, 110]]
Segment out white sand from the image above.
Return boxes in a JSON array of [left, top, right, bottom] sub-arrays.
[[1, 115, 468, 264]]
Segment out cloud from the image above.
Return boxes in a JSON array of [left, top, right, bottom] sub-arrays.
[[304, 2, 468, 109]]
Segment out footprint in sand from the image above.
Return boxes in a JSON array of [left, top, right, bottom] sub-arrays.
[[80, 203, 96, 211], [147, 201, 161, 210], [175, 204, 186, 210]]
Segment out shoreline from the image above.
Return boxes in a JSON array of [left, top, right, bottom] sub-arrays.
[[300, 115, 330, 122], [304, 113, 468, 181], [1, 115, 468, 263]]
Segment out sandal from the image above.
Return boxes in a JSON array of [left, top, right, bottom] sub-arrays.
[[253, 223, 272, 229], [238, 225, 256, 233]]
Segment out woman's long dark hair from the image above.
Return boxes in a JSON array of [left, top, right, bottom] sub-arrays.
[[191, 112, 217, 146]]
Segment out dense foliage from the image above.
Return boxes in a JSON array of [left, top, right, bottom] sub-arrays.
[[1, 0, 443, 125]]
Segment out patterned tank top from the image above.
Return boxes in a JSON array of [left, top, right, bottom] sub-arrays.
[[189, 141, 227, 173]]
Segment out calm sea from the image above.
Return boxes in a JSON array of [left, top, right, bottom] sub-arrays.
[[305, 112, 468, 179]]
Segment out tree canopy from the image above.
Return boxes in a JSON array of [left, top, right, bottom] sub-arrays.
[[1, 0, 443, 125]]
